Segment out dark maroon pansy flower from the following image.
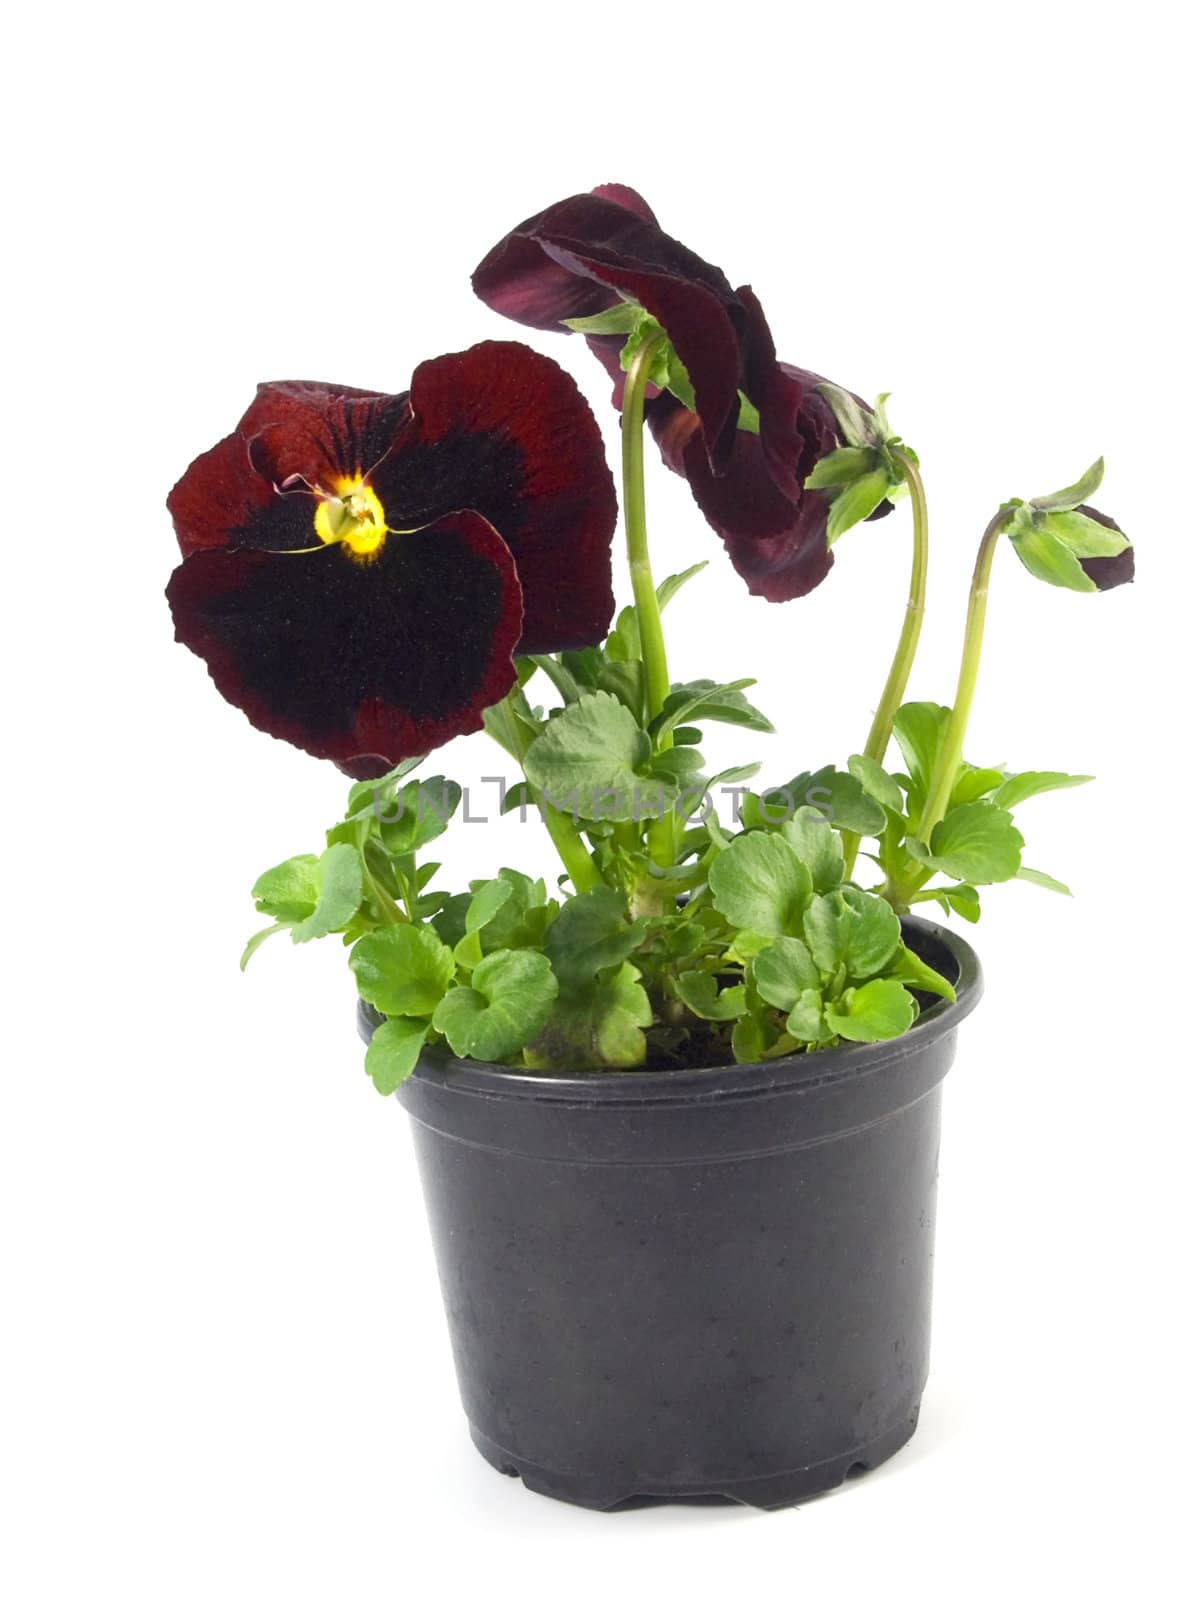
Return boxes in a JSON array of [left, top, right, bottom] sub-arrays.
[[472, 186, 747, 471], [167, 342, 617, 776], [474, 190, 890, 603], [643, 290, 890, 602]]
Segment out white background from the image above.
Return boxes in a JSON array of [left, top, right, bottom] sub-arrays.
[[3, 2, 1197, 1594]]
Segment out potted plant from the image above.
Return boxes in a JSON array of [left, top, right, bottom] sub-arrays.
[[165, 185, 1133, 1510]]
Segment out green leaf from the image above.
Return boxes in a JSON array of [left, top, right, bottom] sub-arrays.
[[292, 845, 364, 943], [731, 1012, 771, 1063], [780, 807, 845, 893], [892, 703, 950, 806], [826, 468, 891, 544], [673, 972, 748, 1021], [925, 802, 1024, 885], [803, 888, 901, 979], [848, 754, 905, 815], [885, 943, 956, 1004], [825, 980, 917, 1043], [604, 604, 643, 663], [343, 757, 426, 822], [1016, 866, 1072, 895], [949, 765, 1005, 807], [1010, 526, 1098, 592], [466, 878, 515, 935], [709, 831, 813, 937], [379, 778, 463, 854], [744, 766, 886, 837], [595, 659, 644, 717], [919, 884, 983, 924], [785, 990, 831, 1045], [804, 446, 880, 490], [656, 562, 708, 609], [252, 854, 322, 922], [544, 886, 647, 985], [1030, 456, 1104, 512], [349, 923, 455, 1017], [752, 937, 821, 1012], [655, 679, 774, 739], [364, 1017, 428, 1095], [523, 692, 677, 822], [525, 963, 652, 1070], [240, 922, 290, 971], [433, 949, 558, 1061], [1041, 510, 1130, 560], [991, 770, 1094, 809]]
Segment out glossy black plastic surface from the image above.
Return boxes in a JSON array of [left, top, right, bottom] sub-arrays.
[[362, 918, 981, 1509]]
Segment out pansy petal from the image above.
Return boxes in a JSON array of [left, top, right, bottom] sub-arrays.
[[590, 183, 659, 222], [168, 383, 412, 559], [167, 510, 522, 774], [167, 431, 279, 557], [370, 341, 616, 654], [679, 424, 835, 602], [473, 193, 744, 469], [238, 380, 411, 495], [1077, 505, 1135, 589]]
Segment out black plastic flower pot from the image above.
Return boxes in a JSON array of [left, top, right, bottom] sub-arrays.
[[359, 916, 981, 1510]]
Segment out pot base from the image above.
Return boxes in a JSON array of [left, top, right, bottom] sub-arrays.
[[469, 1408, 921, 1511]]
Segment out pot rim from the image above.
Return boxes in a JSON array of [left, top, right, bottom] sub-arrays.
[[385, 915, 982, 1107]]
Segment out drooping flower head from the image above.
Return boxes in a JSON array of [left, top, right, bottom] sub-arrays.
[[473, 187, 892, 602], [167, 342, 617, 776]]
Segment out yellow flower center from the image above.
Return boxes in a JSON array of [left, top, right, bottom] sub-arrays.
[[313, 476, 388, 558]]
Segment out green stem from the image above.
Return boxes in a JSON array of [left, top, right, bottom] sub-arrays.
[[622, 335, 672, 728], [915, 507, 1012, 844], [621, 333, 677, 874], [487, 696, 601, 894], [844, 455, 929, 877], [863, 457, 929, 765]]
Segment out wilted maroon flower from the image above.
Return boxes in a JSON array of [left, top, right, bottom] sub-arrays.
[[472, 186, 748, 472], [474, 188, 889, 603], [167, 343, 617, 776]]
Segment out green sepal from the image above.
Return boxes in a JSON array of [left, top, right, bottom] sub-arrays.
[[804, 446, 880, 490], [1030, 456, 1105, 512], [826, 468, 892, 545], [1010, 526, 1098, 592], [561, 303, 644, 336], [815, 383, 877, 448]]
